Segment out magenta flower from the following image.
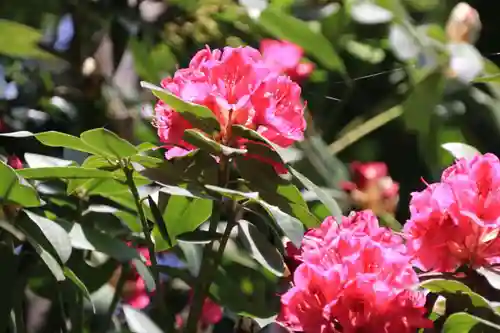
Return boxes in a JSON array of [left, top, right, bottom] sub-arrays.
[[260, 39, 314, 82], [405, 153, 500, 272], [7, 155, 23, 170], [123, 246, 151, 309], [278, 211, 431, 333], [153, 46, 306, 160]]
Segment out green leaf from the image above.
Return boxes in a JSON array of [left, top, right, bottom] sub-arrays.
[[403, 71, 445, 137], [420, 279, 473, 294], [140, 81, 220, 133], [20, 210, 72, 264], [0, 161, 41, 207], [24, 153, 74, 168], [238, 220, 285, 277], [255, 201, 304, 247], [136, 142, 159, 153], [258, 8, 345, 73], [177, 230, 222, 244], [155, 194, 213, 250], [80, 128, 138, 158], [123, 305, 163, 333], [442, 142, 481, 160], [0, 131, 102, 155], [236, 156, 320, 228], [0, 20, 57, 59], [443, 312, 500, 332], [183, 129, 247, 156], [63, 267, 95, 312], [350, 2, 393, 24], [211, 262, 280, 318], [205, 184, 259, 201], [17, 167, 116, 180], [289, 167, 342, 224], [147, 195, 172, 248], [68, 223, 155, 291]]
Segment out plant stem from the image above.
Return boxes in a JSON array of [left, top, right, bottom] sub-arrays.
[[184, 157, 234, 333], [123, 167, 167, 316]]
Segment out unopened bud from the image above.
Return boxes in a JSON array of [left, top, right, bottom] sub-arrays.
[[446, 2, 482, 44]]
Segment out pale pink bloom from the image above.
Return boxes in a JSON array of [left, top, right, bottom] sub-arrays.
[[260, 39, 314, 82], [279, 211, 431, 333], [154, 46, 306, 159], [405, 154, 500, 272]]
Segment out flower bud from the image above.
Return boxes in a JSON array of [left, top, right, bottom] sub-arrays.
[[446, 2, 482, 44]]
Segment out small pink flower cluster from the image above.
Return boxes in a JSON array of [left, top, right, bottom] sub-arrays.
[[154, 46, 306, 159], [279, 211, 431, 333], [124, 247, 151, 309], [259, 39, 314, 82], [405, 153, 500, 272]]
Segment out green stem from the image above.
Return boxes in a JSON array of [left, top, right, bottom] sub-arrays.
[[184, 157, 234, 333], [123, 167, 166, 316]]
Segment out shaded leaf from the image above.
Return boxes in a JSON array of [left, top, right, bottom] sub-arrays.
[[123, 305, 163, 333], [350, 2, 393, 24], [17, 167, 116, 180], [184, 129, 247, 156], [0, 20, 56, 59], [238, 220, 285, 276], [442, 142, 480, 160], [177, 230, 222, 244], [443, 312, 500, 332], [0, 161, 41, 207], [21, 210, 72, 264], [63, 267, 95, 312], [289, 167, 342, 224]]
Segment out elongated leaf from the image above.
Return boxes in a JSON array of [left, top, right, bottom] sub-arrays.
[[156, 195, 213, 250], [258, 8, 345, 72], [69, 223, 155, 291], [147, 195, 172, 248], [420, 279, 473, 294], [183, 129, 247, 156], [140, 81, 220, 133], [0, 131, 101, 155], [177, 230, 222, 244], [238, 220, 285, 277], [205, 184, 259, 201], [20, 210, 72, 264], [236, 156, 319, 228], [80, 128, 138, 158], [443, 312, 500, 332], [24, 234, 65, 281], [17, 167, 116, 180], [24, 153, 74, 168], [0, 20, 56, 59], [256, 201, 304, 247], [0, 161, 41, 207], [63, 267, 95, 312], [442, 142, 480, 160], [123, 305, 163, 333], [290, 167, 342, 223]]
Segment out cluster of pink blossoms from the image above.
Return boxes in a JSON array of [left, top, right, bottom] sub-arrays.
[[279, 210, 432, 333], [154, 46, 306, 159], [405, 153, 500, 272], [259, 39, 314, 82]]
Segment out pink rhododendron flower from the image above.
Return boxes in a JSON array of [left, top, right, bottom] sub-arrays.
[[7, 155, 23, 170], [405, 153, 500, 272], [175, 293, 223, 330], [154, 46, 306, 160], [342, 161, 400, 215], [123, 246, 152, 309], [278, 210, 431, 333], [260, 39, 314, 82]]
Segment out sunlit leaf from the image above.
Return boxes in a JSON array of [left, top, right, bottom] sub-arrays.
[[80, 128, 138, 158]]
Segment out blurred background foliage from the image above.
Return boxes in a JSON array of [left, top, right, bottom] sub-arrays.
[[1, 0, 500, 236]]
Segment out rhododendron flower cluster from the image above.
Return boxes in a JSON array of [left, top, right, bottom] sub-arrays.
[[154, 46, 306, 159], [342, 161, 399, 215], [175, 292, 223, 330], [279, 210, 431, 333], [259, 39, 314, 82], [405, 153, 500, 272]]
